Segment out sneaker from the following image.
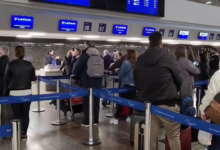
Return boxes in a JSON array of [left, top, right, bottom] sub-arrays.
[[106, 113, 113, 118], [109, 118, 119, 125], [21, 135, 27, 140], [81, 122, 89, 128], [126, 117, 131, 123]]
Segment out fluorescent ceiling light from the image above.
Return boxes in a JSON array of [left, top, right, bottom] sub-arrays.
[[167, 42, 179, 45], [16, 35, 32, 38], [211, 43, 220, 46], [45, 45, 51, 47], [66, 37, 81, 40], [189, 41, 202, 45], [83, 35, 100, 39], [206, 1, 212, 4], [140, 40, 149, 43], [53, 43, 64, 45], [24, 42, 34, 45], [28, 32, 46, 36], [163, 39, 175, 43], [126, 37, 142, 41], [106, 39, 121, 42]]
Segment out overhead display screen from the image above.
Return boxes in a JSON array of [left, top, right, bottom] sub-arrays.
[[178, 30, 189, 39], [198, 32, 208, 40], [31, 0, 164, 17], [143, 27, 156, 36], [59, 20, 78, 32], [44, 0, 90, 6], [113, 25, 128, 35], [11, 15, 34, 29]]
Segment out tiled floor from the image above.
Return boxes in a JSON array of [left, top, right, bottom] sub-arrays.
[[0, 83, 206, 150]]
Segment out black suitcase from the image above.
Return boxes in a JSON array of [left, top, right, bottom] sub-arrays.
[[130, 114, 145, 146]]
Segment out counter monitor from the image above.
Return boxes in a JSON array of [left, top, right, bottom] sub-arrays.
[[59, 20, 78, 32], [11, 15, 34, 29]]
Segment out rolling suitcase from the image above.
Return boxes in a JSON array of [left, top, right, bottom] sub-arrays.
[[134, 120, 145, 150]]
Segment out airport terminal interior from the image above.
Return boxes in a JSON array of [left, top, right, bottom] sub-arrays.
[[1, 0, 220, 150]]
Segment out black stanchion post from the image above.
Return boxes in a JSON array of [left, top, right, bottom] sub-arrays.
[[32, 76, 45, 112], [51, 80, 67, 125], [144, 102, 151, 150], [11, 119, 21, 150], [82, 88, 101, 146]]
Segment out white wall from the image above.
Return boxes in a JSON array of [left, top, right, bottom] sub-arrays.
[[1, 0, 220, 27]]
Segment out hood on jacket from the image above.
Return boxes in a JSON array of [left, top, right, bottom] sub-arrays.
[[0, 55, 10, 62], [143, 47, 166, 66], [86, 47, 100, 56]]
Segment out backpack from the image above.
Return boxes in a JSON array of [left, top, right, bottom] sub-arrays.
[[87, 54, 104, 78]]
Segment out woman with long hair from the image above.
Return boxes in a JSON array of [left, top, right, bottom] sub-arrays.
[[175, 46, 200, 99], [110, 49, 137, 125], [4, 45, 36, 140]]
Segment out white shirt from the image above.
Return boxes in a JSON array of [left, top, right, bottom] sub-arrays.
[[200, 70, 220, 115]]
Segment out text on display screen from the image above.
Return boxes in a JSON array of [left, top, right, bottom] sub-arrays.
[[113, 25, 128, 35], [178, 31, 189, 39], [59, 20, 78, 32], [11, 15, 34, 29]]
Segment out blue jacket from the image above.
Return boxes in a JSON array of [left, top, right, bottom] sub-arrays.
[[73, 47, 102, 88], [119, 60, 134, 88], [45, 55, 54, 65]]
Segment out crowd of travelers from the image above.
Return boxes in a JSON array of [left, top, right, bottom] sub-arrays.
[[0, 32, 220, 149]]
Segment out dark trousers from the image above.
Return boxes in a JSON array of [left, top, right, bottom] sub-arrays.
[[83, 96, 100, 124], [11, 102, 31, 135], [208, 134, 220, 150], [114, 85, 136, 119]]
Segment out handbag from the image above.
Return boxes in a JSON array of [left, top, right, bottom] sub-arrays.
[[205, 92, 220, 125]]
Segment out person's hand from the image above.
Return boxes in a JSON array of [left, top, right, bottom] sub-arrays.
[[201, 114, 207, 121], [76, 55, 80, 59]]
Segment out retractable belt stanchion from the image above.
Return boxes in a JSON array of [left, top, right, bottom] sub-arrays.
[[51, 80, 67, 125], [12, 119, 21, 150], [82, 88, 101, 146], [197, 87, 201, 117], [32, 76, 45, 112], [144, 102, 151, 150]]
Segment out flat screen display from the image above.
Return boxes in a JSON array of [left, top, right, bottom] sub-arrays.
[[113, 25, 128, 35], [11, 15, 34, 29], [45, 0, 90, 6], [30, 0, 164, 17], [178, 30, 189, 39], [198, 32, 208, 40], [59, 20, 78, 32], [143, 27, 156, 36]]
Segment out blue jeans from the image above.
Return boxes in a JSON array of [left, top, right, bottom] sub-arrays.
[[208, 135, 220, 150]]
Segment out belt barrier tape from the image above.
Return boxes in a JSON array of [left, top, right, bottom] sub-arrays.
[[194, 80, 209, 87], [39, 77, 57, 85], [40, 76, 69, 80], [0, 124, 12, 138], [94, 89, 220, 137]]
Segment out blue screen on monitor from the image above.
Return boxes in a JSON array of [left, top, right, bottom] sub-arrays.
[[198, 32, 208, 40], [143, 27, 156, 36], [178, 31, 189, 39], [11, 15, 34, 29], [59, 20, 78, 32], [127, 0, 158, 16], [44, 0, 90, 6], [113, 25, 128, 35]]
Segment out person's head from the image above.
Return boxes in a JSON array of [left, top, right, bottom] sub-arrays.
[[66, 51, 72, 58], [103, 50, 109, 56], [175, 46, 187, 60], [126, 49, 138, 65], [210, 48, 217, 54], [114, 50, 119, 55], [15, 45, 25, 59], [199, 53, 207, 63], [0, 46, 9, 57], [149, 31, 163, 48], [84, 41, 94, 48], [115, 52, 122, 60], [73, 48, 81, 56], [48, 50, 54, 55]]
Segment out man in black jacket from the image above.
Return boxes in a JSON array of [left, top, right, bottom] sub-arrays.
[[134, 32, 183, 150], [0, 47, 10, 96], [209, 48, 219, 77]]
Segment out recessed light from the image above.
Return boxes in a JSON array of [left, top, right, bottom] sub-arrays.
[[53, 43, 64, 45], [28, 32, 46, 36], [140, 40, 149, 43], [45, 45, 51, 47], [83, 35, 100, 39], [126, 37, 142, 41], [189, 41, 202, 45], [66, 37, 81, 40], [106, 39, 121, 42], [16, 35, 32, 38], [211, 43, 220, 46], [163, 39, 175, 43], [167, 42, 179, 45]]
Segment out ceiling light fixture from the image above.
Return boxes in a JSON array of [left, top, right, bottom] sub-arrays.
[[126, 37, 142, 41], [83, 35, 100, 39], [28, 32, 46, 36], [45, 45, 52, 47], [189, 41, 202, 45], [16, 35, 32, 38], [53, 43, 64, 45], [106, 39, 121, 42], [166, 42, 179, 45], [211, 43, 220, 46], [163, 39, 175, 43], [66, 37, 81, 40], [140, 40, 149, 43]]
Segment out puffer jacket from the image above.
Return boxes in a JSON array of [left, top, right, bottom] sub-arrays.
[[177, 57, 200, 99]]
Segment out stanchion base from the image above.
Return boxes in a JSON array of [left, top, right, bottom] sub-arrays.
[[82, 138, 101, 146], [32, 108, 45, 112], [51, 120, 67, 125]]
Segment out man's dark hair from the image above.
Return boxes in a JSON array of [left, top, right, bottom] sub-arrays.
[[149, 31, 162, 47], [85, 41, 95, 47]]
